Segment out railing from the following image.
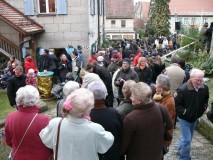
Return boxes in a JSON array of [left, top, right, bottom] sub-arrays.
[[0, 34, 21, 61]]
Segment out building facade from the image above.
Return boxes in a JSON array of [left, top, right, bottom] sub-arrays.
[[0, 0, 105, 63]]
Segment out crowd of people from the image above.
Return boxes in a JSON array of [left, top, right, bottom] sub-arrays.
[[2, 35, 212, 160]]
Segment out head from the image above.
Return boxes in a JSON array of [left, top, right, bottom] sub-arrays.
[[27, 69, 35, 78], [10, 56, 15, 62], [130, 82, 152, 107], [210, 22, 213, 28], [170, 55, 180, 64], [87, 81, 108, 100], [25, 53, 31, 59], [14, 66, 23, 77], [203, 22, 208, 27], [122, 58, 131, 70], [42, 49, 49, 56], [178, 59, 186, 69], [77, 45, 82, 50], [138, 57, 147, 67], [16, 85, 40, 107], [63, 81, 80, 98], [72, 49, 78, 57], [86, 63, 94, 73], [122, 80, 136, 99], [12, 63, 17, 69], [60, 54, 67, 61], [155, 74, 171, 94], [190, 68, 204, 88], [64, 88, 94, 118]]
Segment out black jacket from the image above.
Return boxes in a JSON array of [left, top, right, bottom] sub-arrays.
[[175, 80, 209, 122], [134, 66, 153, 85], [38, 55, 56, 72], [7, 74, 26, 106]]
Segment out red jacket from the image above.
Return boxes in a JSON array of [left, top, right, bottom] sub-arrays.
[[5, 106, 52, 160], [24, 58, 38, 74], [88, 56, 97, 63]]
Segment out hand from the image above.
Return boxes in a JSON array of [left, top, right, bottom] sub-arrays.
[[43, 70, 47, 74]]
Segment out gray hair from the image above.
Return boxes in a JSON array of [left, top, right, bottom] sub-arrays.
[[87, 81, 108, 100], [66, 88, 94, 118], [15, 65, 23, 72], [156, 74, 171, 91], [131, 82, 152, 104], [170, 55, 180, 64], [190, 68, 204, 78], [63, 81, 80, 97], [16, 85, 40, 107], [122, 80, 136, 98]]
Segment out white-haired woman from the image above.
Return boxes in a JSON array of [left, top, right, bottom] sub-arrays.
[[153, 74, 176, 147], [56, 81, 79, 117], [40, 88, 114, 160], [88, 81, 122, 160], [5, 85, 52, 160], [120, 82, 173, 160]]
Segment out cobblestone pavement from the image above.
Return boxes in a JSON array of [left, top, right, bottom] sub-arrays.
[[44, 109, 213, 160]]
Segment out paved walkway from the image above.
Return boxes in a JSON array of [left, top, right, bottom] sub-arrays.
[[44, 109, 213, 160]]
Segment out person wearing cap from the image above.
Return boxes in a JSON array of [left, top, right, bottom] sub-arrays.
[[108, 54, 121, 75], [114, 58, 139, 101], [88, 81, 122, 160], [24, 53, 38, 74]]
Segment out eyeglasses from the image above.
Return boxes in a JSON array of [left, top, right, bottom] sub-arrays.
[[193, 78, 203, 83]]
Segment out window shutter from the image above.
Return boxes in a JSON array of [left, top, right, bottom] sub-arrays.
[[90, 0, 95, 16], [24, 0, 35, 15], [57, 0, 68, 15]]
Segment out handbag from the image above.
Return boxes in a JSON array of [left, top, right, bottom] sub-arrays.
[[52, 118, 63, 160], [8, 113, 38, 160], [157, 105, 173, 155]]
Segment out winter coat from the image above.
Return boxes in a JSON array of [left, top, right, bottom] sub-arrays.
[[5, 106, 52, 160], [24, 58, 38, 74], [120, 102, 173, 160], [38, 55, 56, 72], [134, 66, 153, 85], [175, 80, 209, 123], [7, 74, 26, 106], [58, 60, 72, 79]]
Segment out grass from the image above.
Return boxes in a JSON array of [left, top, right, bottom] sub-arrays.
[[0, 90, 16, 123]]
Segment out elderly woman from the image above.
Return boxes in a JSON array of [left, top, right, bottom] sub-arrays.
[[88, 81, 122, 160], [134, 57, 153, 85], [40, 88, 114, 160], [5, 85, 52, 160], [120, 82, 173, 160], [116, 80, 136, 120], [153, 74, 176, 146], [57, 81, 79, 117]]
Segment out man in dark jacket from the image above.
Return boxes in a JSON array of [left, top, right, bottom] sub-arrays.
[[174, 68, 209, 160], [38, 49, 56, 72], [86, 63, 114, 107], [7, 66, 26, 109]]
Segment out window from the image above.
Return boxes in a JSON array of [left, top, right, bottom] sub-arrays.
[[121, 20, 126, 28], [90, 0, 95, 16], [112, 35, 122, 40], [38, 0, 56, 14], [177, 17, 182, 23], [184, 18, 188, 25], [203, 18, 208, 24], [191, 18, 196, 24], [111, 20, 115, 27]]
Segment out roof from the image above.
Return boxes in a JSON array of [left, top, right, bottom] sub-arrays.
[[0, 0, 44, 35], [106, 0, 134, 19], [170, 0, 213, 16]]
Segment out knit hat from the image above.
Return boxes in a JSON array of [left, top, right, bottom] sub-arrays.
[[122, 58, 131, 65], [25, 53, 31, 58]]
